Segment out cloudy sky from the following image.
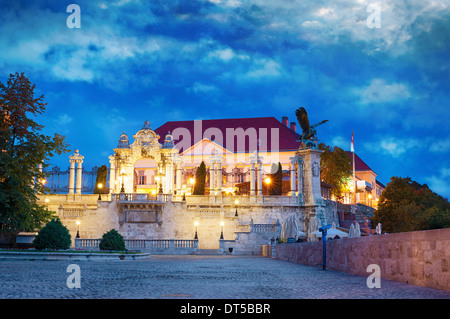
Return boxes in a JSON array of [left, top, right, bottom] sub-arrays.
[[1, 0, 450, 198]]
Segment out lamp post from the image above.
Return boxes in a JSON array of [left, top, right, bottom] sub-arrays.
[[234, 199, 239, 217], [264, 177, 271, 195], [368, 193, 372, 207], [189, 177, 195, 195], [194, 221, 199, 240], [182, 184, 186, 201], [120, 170, 125, 193], [76, 220, 80, 239], [220, 221, 224, 239], [45, 198, 49, 211], [98, 183, 103, 200]]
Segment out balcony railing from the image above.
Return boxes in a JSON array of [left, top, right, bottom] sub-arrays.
[[112, 193, 172, 203], [74, 238, 198, 252]]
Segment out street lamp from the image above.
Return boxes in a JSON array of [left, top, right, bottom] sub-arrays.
[[98, 183, 103, 200], [45, 198, 49, 211], [182, 184, 186, 201], [264, 177, 271, 195], [189, 177, 195, 194], [234, 199, 239, 217], [368, 193, 372, 207], [220, 221, 224, 239], [76, 220, 80, 238], [120, 170, 125, 193], [194, 221, 199, 240]]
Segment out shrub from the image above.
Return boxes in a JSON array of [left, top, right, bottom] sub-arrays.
[[33, 218, 71, 250], [99, 229, 126, 251]]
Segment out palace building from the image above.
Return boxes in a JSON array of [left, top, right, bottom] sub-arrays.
[[33, 114, 384, 253]]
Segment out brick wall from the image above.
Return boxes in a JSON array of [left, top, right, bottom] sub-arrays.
[[275, 228, 450, 291]]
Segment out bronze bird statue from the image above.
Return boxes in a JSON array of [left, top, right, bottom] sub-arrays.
[[295, 107, 328, 142]]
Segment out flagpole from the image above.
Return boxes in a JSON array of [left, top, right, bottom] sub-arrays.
[[352, 131, 356, 205]]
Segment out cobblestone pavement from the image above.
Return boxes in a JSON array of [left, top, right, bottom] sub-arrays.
[[0, 255, 449, 299]]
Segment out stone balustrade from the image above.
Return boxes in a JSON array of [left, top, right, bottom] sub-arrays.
[[74, 238, 199, 254], [112, 193, 172, 203]]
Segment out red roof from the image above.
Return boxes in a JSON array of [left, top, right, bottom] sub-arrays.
[[346, 151, 373, 172], [155, 117, 301, 154]]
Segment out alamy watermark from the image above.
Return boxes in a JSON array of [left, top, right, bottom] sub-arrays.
[[367, 4, 381, 29], [366, 264, 381, 288], [66, 4, 81, 29], [66, 264, 81, 289]]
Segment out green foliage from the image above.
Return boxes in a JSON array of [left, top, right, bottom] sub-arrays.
[[319, 143, 352, 200], [193, 161, 206, 195], [0, 73, 69, 232], [99, 229, 126, 251], [268, 162, 283, 195], [32, 218, 71, 250], [94, 165, 108, 194], [372, 176, 450, 233]]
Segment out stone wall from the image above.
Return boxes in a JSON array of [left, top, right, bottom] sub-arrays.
[[41, 194, 337, 252], [274, 228, 450, 291]]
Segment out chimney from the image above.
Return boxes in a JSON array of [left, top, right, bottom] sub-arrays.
[[282, 116, 288, 126], [290, 122, 297, 132]]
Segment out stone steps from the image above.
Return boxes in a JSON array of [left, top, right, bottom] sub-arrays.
[[193, 249, 221, 255]]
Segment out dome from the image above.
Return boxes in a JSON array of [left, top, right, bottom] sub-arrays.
[[163, 131, 174, 148], [117, 131, 130, 148]]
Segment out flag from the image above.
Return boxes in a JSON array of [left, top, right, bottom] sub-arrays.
[[350, 131, 355, 153]]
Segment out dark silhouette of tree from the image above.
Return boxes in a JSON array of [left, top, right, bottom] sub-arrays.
[[193, 161, 206, 195], [0, 72, 69, 232]]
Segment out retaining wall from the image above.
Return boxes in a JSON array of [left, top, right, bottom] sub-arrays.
[[274, 228, 450, 291]]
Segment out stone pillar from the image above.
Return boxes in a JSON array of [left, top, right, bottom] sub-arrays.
[[210, 161, 215, 195], [289, 158, 296, 196], [257, 162, 263, 196], [76, 159, 83, 194], [250, 163, 255, 196], [69, 149, 84, 195], [297, 154, 304, 205], [109, 156, 116, 194], [176, 161, 182, 195], [216, 162, 222, 195], [298, 148, 323, 206], [69, 160, 75, 194]]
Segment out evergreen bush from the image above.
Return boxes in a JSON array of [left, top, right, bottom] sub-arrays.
[[193, 161, 206, 195], [99, 229, 126, 251], [32, 218, 71, 250]]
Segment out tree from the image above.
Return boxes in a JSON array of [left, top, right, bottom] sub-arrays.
[[99, 229, 126, 251], [268, 162, 283, 195], [193, 161, 206, 195], [372, 176, 450, 233], [0, 72, 69, 233], [319, 143, 352, 200], [94, 165, 108, 194], [32, 218, 71, 250]]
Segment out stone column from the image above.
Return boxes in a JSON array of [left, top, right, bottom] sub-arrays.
[[297, 154, 304, 205], [109, 156, 116, 194], [216, 162, 222, 195], [289, 158, 296, 196], [176, 161, 182, 195], [69, 160, 76, 194], [76, 159, 83, 194], [257, 162, 263, 196], [250, 163, 255, 196], [298, 148, 323, 206], [210, 161, 215, 195]]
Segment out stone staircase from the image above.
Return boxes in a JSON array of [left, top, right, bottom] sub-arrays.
[[193, 249, 221, 255]]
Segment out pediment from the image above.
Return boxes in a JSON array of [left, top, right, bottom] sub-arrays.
[[181, 138, 231, 156]]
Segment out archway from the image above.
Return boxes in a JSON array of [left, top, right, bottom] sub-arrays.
[[134, 157, 159, 194]]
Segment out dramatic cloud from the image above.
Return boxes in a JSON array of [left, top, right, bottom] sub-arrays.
[[1, 0, 450, 197]]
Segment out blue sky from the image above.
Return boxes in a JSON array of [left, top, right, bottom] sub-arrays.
[[1, 0, 450, 198]]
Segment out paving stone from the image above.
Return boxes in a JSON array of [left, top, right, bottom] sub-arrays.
[[0, 256, 449, 299]]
